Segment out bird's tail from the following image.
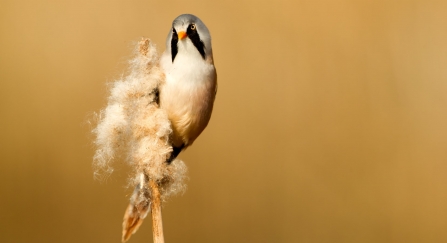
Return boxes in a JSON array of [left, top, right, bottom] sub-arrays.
[[122, 174, 151, 242]]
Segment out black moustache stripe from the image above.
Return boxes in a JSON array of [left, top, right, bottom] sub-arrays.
[[187, 24, 206, 59], [171, 28, 178, 62]]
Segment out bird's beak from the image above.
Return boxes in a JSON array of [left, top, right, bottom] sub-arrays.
[[178, 31, 187, 40]]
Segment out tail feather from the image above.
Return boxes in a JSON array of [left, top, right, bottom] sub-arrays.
[[122, 181, 151, 242]]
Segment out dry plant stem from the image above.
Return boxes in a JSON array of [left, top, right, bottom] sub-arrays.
[[94, 38, 187, 241], [150, 179, 165, 243]]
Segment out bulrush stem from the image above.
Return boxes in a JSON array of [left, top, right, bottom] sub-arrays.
[[149, 179, 165, 243]]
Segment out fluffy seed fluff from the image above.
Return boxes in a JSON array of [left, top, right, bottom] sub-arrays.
[[92, 38, 187, 203]]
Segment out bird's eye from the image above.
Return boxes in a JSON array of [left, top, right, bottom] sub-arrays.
[[190, 24, 196, 30], [172, 28, 176, 33]]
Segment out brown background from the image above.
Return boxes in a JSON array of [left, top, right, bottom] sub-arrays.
[[1, 0, 447, 242]]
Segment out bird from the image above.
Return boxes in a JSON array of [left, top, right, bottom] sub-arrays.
[[160, 14, 217, 162], [122, 14, 217, 242]]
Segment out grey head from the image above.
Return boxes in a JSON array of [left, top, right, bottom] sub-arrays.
[[166, 14, 213, 62]]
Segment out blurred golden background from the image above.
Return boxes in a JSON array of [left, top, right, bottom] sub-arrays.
[[1, 0, 447, 242]]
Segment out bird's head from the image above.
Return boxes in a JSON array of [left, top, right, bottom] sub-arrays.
[[166, 14, 213, 63]]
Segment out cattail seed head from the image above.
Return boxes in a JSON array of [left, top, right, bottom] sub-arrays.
[[93, 38, 187, 203]]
